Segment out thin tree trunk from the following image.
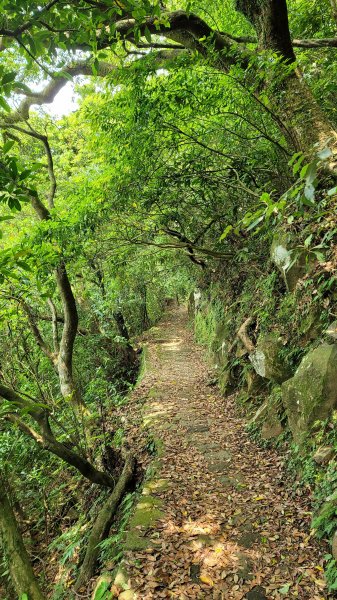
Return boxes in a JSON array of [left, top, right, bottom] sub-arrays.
[[75, 453, 135, 591], [0, 472, 44, 600]]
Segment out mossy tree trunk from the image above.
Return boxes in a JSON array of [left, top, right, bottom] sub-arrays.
[[75, 453, 135, 591], [0, 472, 44, 600]]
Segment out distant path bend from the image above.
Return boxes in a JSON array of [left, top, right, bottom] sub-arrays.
[[124, 306, 330, 600]]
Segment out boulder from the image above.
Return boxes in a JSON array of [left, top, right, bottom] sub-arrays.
[[187, 291, 195, 318], [248, 401, 269, 427], [282, 343, 337, 443], [248, 392, 284, 440], [313, 446, 335, 465], [193, 288, 202, 311], [249, 334, 290, 383]]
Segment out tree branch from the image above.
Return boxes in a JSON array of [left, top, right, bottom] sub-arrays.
[[6, 61, 116, 124], [0, 384, 115, 488], [19, 299, 56, 365], [163, 228, 207, 268]]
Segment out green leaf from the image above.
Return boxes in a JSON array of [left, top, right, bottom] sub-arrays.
[[0, 96, 11, 112], [2, 71, 17, 85], [304, 183, 315, 203], [219, 225, 233, 241], [144, 26, 152, 43], [288, 151, 303, 167], [93, 580, 112, 600], [16, 261, 32, 272], [3, 140, 15, 154], [279, 583, 291, 595], [260, 192, 271, 204], [246, 215, 264, 231]]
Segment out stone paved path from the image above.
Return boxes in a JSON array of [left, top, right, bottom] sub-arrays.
[[121, 307, 331, 600]]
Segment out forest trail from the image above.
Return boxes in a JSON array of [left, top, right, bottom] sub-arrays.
[[122, 307, 330, 600]]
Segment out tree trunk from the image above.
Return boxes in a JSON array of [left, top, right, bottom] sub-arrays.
[[75, 453, 135, 591], [236, 0, 337, 159], [113, 310, 130, 341], [55, 262, 85, 409], [0, 472, 44, 600], [236, 0, 295, 59], [281, 70, 337, 153]]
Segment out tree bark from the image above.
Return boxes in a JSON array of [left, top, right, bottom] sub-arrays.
[[0, 471, 45, 600], [75, 453, 135, 591], [235, 0, 337, 158], [54, 262, 83, 408], [28, 190, 85, 409]]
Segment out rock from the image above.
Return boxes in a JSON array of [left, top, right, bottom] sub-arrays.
[[189, 563, 201, 583], [119, 591, 135, 600], [326, 320, 337, 341], [235, 552, 253, 581], [187, 291, 195, 318], [249, 401, 269, 426], [193, 288, 202, 311], [238, 529, 259, 549], [207, 460, 229, 473], [313, 446, 335, 465], [245, 586, 267, 600], [271, 234, 313, 291], [187, 424, 209, 433], [282, 343, 337, 443], [114, 564, 131, 590], [332, 531, 337, 560], [249, 334, 290, 383], [261, 418, 283, 440], [245, 370, 265, 394], [248, 389, 284, 440]]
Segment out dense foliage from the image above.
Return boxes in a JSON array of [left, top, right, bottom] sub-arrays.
[[1, 0, 337, 597]]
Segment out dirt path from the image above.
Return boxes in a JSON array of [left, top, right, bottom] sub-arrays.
[[123, 307, 331, 600]]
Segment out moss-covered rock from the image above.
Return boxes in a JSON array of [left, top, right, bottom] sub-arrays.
[[249, 334, 290, 383], [282, 343, 337, 443], [248, 387, 284, 440]]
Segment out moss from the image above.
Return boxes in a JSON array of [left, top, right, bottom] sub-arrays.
[[124, 531, 150, 551], [142, 478, 169, 494], [137, 495, 163, 509], [136, 346, 149, 384], [129, 505, 163, 529]]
